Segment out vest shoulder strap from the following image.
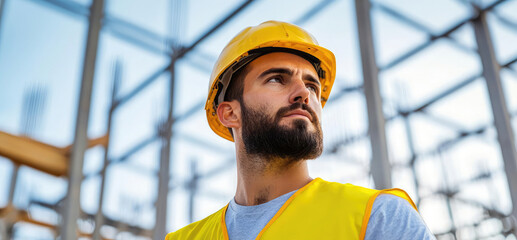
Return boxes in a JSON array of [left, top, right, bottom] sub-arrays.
[[165, 205, 228, 240]]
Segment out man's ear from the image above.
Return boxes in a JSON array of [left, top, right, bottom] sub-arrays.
[[217, 100, 241, 128]]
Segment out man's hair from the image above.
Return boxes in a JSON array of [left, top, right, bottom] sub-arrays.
[[224, 67, 247, 103], [223, 66, 249, 137]]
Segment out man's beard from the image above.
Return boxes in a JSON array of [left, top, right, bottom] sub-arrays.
[[240, 101, 323, 164]]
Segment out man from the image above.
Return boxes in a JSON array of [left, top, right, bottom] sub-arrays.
[[166, 21, 435, 240]]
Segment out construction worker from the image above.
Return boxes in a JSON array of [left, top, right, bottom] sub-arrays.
[[166, 20, 435, 240]]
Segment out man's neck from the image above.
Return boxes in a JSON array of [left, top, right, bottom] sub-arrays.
[[234, 153, 312, 206]]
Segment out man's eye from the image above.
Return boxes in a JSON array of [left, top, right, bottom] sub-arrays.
[[307, 85, 318, 92], [268, 77, 282, 83]]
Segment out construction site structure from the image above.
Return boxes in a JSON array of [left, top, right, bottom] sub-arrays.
[[0, 0, 517, 239]]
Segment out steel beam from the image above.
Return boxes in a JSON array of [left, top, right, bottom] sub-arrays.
[[0, 0, 6, 56], [37, 0, 88, 17], [293, 0, 336, 26], [36, 0, 255, 114], [502, 56, 517, 69], [379, 0, 506, 71], [355, 0, 392, 189], [473, 9, 517, 227], [2, 203, 155, 238], [4, 161, 16, 240], [83, 128, 229, 182], [112, 135, 157, 164], [325, 84, 363, 104], [37, 0, 168, 55], [380, 19, 467, 71], [36, 0, 222, 74], [114, 65, 169, 109], [0, 220, 5, 240], [8, 165, 17, 204], [373, 2, 474, 54], [402, 116, 421, 206], [31, 199, 154, 237], [153, 59, 176, 240], [176, 0, 255, 59], [188, 159, 198, 223], [62, 0, 104, 239], [93, 61, 121, 240], [386, 51, 517, 121], [492, 12, 517, 34], [105, 15, 170, 53]]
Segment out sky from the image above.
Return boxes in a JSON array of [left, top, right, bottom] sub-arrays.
[[1, 0, 517, 239]]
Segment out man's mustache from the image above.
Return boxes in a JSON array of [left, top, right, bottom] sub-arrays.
[[274, 102, 318, 124]]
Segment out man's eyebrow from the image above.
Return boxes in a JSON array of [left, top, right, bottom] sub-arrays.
[[259, 67, 321, 86], [258, 68, 293, 79], [304, 74, 321, 86]]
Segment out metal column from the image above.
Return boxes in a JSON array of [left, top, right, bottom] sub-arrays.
[[153, 58, 176, 240], [92, 61, 120, 240], [355, 0, 392, 189], [188, 159, 198, 223], [62, 0, 104, 239], [7, 166, 17, 205], [0, 0, 6, 55], [403, 116, 421, 206], [0, 164, 17, 240], [473, 9, 517, 226]]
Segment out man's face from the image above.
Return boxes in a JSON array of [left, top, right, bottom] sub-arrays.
[[239, 52, 323, 162]]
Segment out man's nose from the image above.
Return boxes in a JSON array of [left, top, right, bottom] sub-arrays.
[[289, 78, 310, 105]]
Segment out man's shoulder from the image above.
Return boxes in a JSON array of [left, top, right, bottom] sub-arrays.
[[165, 206, 227, 240], [314, 178, 379, 198], [313, 178, 416, 210], [366, 194, 436, 239], [369, 193, 417, 217]]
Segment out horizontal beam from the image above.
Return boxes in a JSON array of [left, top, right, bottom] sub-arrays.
[[417, 109, 517, 158], [113, 65, 169, 109], [0, 205, 56, 232], [176, 0, 255, 59], [388, 54, 517, 122], [0, 204, 150, 239], [63, 134, 108, 153], [0, 131, 108, 176], [293, 0, 336, 26], [380, 0, 506, 71], [0, 131, 68, 176]]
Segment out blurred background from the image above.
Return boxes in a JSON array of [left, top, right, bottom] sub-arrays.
[[0, 0, 517, 239]]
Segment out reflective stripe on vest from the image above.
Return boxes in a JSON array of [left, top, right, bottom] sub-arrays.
[[166, 178, 417, 240]]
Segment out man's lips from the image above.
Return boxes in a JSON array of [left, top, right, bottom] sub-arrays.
[[283, 109, 312, 121]]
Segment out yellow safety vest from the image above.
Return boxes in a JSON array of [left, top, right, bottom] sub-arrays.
[[166, 178, 417, 240]]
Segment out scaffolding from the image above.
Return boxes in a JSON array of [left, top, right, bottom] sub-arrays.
[[0, 0, 516, 239]]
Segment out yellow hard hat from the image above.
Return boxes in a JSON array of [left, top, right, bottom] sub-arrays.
[[205, 20, 336, 142]]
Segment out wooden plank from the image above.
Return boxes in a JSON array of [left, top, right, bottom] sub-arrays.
[[0, 131, 68, 176]]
